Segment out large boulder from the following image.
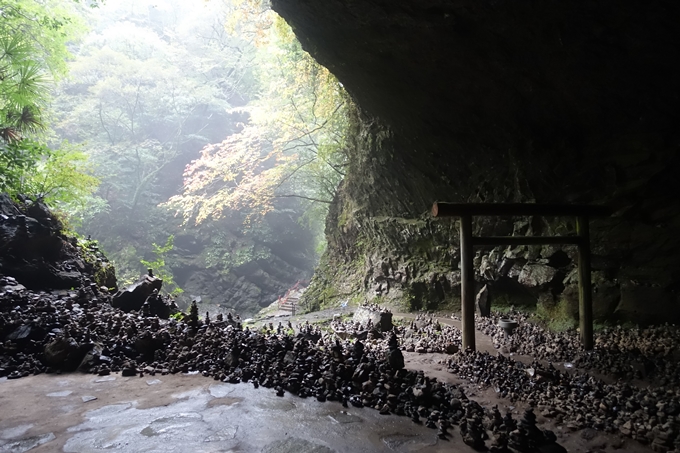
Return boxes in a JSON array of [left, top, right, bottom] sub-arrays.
[[476, 284, 491, 317], [518, 264, 558, 288], [112, 274, 163, 312], [143, 290, 173, 319], [43, 337, 93, 371], [353, 305, 393, 332], [613, 283, 680, 326], [0, 195, 85, 289]]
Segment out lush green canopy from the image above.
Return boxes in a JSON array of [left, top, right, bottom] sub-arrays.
[[3, 0, 350, 309], [0, 0, 94, 206]]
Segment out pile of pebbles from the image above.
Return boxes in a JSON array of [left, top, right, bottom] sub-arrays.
[[0, 283, 567, 452], [456, 311, 680, 451], [476, 311, 680, 387], [476, 312, 579, 362], [4, 278, 680, 451], [447, 349, 680, 451], [398, 314, 461, 354], [330, 303, 393, 340], [329, 317, 383, 341]]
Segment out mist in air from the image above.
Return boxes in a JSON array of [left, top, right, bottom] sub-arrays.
[[51, 0, 349, 317]]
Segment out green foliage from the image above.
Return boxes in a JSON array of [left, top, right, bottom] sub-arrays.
[[0, 0, 92, 209], [203, 241, 271, 273], [0, 0, 85, 141], [77, 237, 117, 289], [29, 142, 99, 206], [170, 312, 185, 321], [44, 0, 333, 308], [61, 193, 110, 230], [0, 0, 85, 77], [0, 139, 99, 208], [140, 235, 183, 297], [535, 300, 576, 332], [0, 35, 48, 139], [52, 0, 260, 285], [165, 14, 350, 246], [0, 139, 46, 194]]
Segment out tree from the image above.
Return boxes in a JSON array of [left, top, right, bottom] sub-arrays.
[[166, 14, 350, 245], [0, 0, 85, 139], [52, 0, 259, 283], [0, 34, 48, 141], [140, 235, 183, 296], [47, 0, 342, 308], [0, 0, 93, 204]]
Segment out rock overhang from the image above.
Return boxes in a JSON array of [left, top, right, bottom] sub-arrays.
[[271, 0, 680, 322], [272, 0, 680, 157]]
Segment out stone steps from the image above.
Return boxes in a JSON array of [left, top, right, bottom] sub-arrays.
[[279, 296, 299, 312]]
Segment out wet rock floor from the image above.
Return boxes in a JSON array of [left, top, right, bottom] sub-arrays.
[[0, 373, 451, 453], [0, 365, 652, 453]]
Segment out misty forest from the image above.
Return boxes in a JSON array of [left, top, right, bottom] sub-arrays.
[[1, 0, 348, 317], [2, 0, 680, 452]]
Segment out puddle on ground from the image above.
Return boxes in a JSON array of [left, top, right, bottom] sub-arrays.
[[46, 390, 73, 397], [0, 425, 33, 440], [255, 398, 296, 412], [172, 388, 204, 399], [203, 426, 238, 442], [327, 411, 363, 424], [31, 379, 455, 453], [63, 389, 242, 453], [261, 437, 334, 453], [0, 432, 55, 453], [139, 412, 203, 437], [207, 397, 243, 407], [93, 376, 116, 383], [90, 402, 132, 416], [208, 384, 235, 398], [381, 433, 439, 452]]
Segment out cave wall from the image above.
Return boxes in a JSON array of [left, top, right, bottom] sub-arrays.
[[271, 0, 680, 324]]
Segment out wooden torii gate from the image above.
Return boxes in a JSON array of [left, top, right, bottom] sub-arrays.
[[431, 202, 612, 352]]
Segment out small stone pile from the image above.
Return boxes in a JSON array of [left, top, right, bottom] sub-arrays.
[[399, 314, 461, 354], [329, 317, 381, 341], [330, 302, 393, 340], [476, 311, 680, 387], [0, 281, 570, 451], [446, 344, 680, 450], [476, 312, 580, 361], [5, 263, 680, 452]]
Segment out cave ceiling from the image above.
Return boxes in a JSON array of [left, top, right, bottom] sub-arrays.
[[272, 0, 680, 198]]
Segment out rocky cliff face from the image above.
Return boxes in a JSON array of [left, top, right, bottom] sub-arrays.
[[272, 0, 680, 324], [170, 208, 315, 317], [0, 194, 116, 291]]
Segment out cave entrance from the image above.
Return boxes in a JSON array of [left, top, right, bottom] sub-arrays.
[[432, 202, 612, 352]]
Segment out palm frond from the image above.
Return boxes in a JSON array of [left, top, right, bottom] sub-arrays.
[[0, 126, 21, 143], [5, 105, 44, 133], [14, 61, 49, 100], [0, 35, 34, 66]]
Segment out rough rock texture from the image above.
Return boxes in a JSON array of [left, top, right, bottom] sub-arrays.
[[0, 194, 116, 291], [352, 305, 393, 332], [170, 209, 315, 317], [111, 274, 163, 313], [272, 0, 680, 323]]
